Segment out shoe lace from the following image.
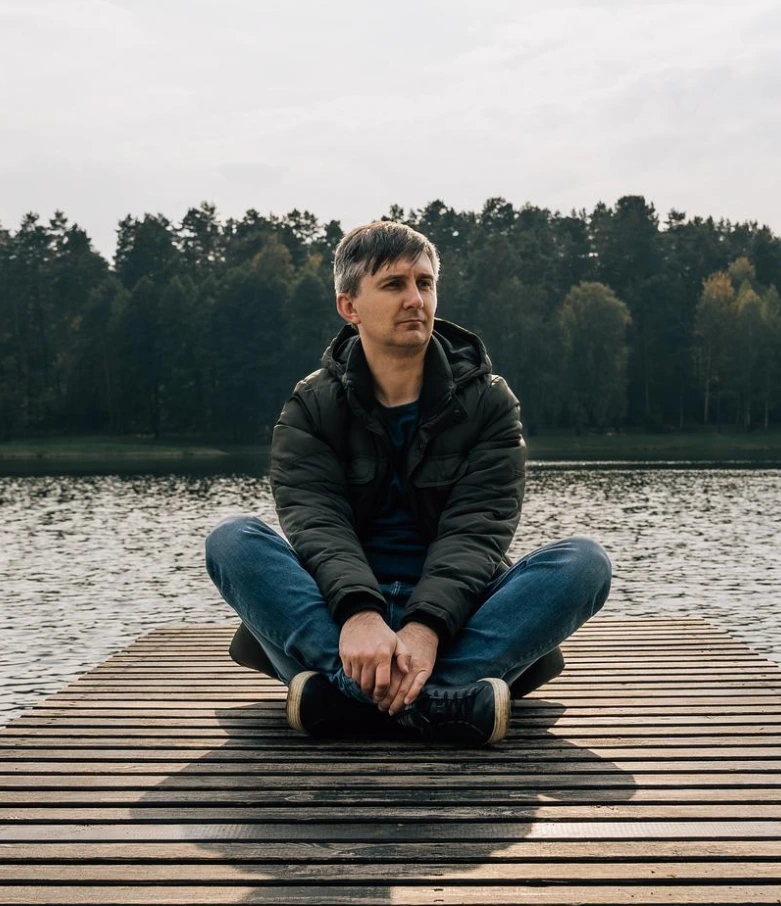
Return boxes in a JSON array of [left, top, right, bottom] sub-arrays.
[[396, 688, 472, 732], [428, 688, 471, 723]]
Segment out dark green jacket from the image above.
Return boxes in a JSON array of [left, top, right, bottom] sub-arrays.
[[269, 318, 526, 645]]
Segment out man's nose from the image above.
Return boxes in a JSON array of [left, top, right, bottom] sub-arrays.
[[403, 283, 424, 307]]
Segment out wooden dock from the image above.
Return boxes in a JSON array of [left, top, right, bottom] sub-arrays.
[[1, 617, 780, 904]]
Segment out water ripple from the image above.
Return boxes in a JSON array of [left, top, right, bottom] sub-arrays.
[[2, 468, 779, 725]]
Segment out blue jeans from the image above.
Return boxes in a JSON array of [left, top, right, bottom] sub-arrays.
[[205, 516, 611, 704]]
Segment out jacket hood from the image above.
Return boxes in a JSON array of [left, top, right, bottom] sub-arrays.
[[321, 318, 492, 389]]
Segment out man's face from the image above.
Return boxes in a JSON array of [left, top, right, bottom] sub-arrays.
[[337, 254, 437, 355]]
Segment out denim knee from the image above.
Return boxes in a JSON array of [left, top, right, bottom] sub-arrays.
[[568, 536, 612, 613], [205, 515, 266, 572]]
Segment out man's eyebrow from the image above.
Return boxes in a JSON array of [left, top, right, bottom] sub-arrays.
[[378, 271, 434, 282]]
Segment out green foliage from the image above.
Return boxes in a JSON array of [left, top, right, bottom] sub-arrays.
[[559, 282, 632, 431], [209, 237, 293, 440], [1, 197, 780, 441]]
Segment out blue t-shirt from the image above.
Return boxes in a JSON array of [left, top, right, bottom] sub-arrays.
[[360, 400, 428, 585]]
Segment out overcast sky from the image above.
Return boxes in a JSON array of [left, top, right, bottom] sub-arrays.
[[2, 0, 779, 259]]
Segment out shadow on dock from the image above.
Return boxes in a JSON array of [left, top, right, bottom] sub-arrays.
[[133, 695, 639, 894]]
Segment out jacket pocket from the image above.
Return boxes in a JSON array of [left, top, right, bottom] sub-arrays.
[[411, 454, 469, 488], [347, 456, 376, 484]]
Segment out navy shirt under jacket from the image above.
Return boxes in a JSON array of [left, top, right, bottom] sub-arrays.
[[360, 399, 428, 586]]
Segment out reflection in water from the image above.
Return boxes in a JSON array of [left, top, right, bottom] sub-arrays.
[[2, 466, 780, 723]]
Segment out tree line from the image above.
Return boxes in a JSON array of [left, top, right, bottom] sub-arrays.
[[1, 196, 780, 442]]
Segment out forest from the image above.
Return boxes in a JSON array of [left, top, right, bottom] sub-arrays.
[[1, 195, 780, 441]]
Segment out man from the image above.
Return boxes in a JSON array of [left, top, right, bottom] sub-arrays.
[[206, 220, 611, 746]]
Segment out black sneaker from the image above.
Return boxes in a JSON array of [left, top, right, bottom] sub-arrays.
[[394, 677, 511, 745], [287, 670, 400, 738]]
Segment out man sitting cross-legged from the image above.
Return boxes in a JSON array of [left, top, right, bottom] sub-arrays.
[[206, 220, 611, 746]]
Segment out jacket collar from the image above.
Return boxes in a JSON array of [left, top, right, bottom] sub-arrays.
[[323, 317, 489, 421], [333, 329, 455, 422]]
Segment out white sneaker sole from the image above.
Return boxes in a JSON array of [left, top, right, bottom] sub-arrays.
[[479, 677, 511, 744], [286, 670, 319, 734]]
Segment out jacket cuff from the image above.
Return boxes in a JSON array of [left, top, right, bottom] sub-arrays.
[[400, 609, 451, 646], [333, 594, 386, 628]]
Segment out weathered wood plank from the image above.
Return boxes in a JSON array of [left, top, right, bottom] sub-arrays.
[[2, 787, 781, 804], [3, 761, 779, 779], [260, 663, 769, 675], [1, 774, 778, 791], [5, 803, 781, 822], [2, 884, 781, 905], [5, 724, 781, 740], [3, 739, 781, 759], [18, 703, 781, 717], [3, 819, 781, 842], [3, 861, 781, 883], [31, 689, 781, 703], [2, 747, 780, 763], [2, 839, 780, 861], [66, 674, 781, 688], [13, 713, 781, 728]]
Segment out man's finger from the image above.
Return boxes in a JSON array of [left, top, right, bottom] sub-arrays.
[[373, 659, 391, 702], [388, 669, 419, 716], [378, 667, 404, 712], [360, 662, 376, 698], [404, 668, 432, 706], [350, 661, 363, 691], [395, 650, 412, 675]]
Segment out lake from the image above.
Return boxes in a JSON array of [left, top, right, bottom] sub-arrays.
[[2, 464, 780, 725]]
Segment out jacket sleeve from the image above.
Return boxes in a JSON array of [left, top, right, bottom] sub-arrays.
[[401, 376, 526, 645], [269, 383, 386, 625]]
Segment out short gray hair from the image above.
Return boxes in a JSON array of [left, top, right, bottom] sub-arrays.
[[333, 221, 441, 297]]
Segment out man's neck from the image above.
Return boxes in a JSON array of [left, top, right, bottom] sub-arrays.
[[362, 344, 427, 408]]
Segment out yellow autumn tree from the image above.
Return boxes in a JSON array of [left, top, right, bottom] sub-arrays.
[[694, 272, 736, 424]]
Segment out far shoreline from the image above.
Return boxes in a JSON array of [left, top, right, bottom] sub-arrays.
[[1, 431, 781, 475]]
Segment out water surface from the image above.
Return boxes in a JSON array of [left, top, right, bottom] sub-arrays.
[[2, 466, 779, 725]]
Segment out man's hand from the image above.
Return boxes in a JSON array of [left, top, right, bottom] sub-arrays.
[[378, 622, 438, 716], [339, 611, 398, 702]]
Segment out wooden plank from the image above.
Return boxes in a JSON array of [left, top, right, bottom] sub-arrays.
[[5, 803, 781, 822], [18, 692, 781, 707], [3, 761, 779, 777], [3, 884, 781, 905], [3, 861, 781, 883], [5, 724, 781, 740], [13, 712, 781, 726], [57, 680, 781, 693], [7, 721, 781, 739], [18, 703, 781, 717], [3, 839, 781, 860], [3, 746, 780, 763], [3, 787, 781, 805], [67, 671, 781, 684], [79, 665, 778, 676], [1, 774, 779, 790], [2, 740, 781, 760], [3, 819, 781, 842]]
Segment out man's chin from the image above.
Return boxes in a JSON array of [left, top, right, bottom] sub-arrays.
[[386, 333, 431, 354], [395, 324, 430, 340]]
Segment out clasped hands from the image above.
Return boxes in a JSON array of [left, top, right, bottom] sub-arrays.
[[338, 610, 438, 715]]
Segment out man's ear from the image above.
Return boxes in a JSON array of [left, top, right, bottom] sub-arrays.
[[336, 292, 361, 326]]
